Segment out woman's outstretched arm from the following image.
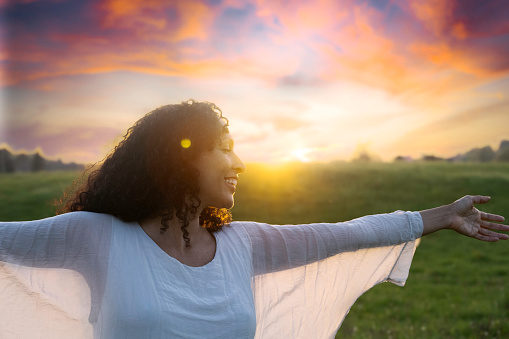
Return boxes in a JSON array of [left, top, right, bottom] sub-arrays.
[[420, 195, 508, 241]]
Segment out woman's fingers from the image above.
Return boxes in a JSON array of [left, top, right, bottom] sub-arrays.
[[471, 195, 491, 204], [480, 220, 509, 231], [479, 227, 509, 240], [480, 211, 505, 222], [474, 233, 500, 242], [476, 227, 508, 241]]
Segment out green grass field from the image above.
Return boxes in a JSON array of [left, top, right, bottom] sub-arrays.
[[1, 162, 508, 338]]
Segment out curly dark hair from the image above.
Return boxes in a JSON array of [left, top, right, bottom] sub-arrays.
[[59, 100, 232, 247]]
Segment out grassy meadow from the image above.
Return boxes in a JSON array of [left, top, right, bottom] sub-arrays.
[[1, 162, 508, 338]]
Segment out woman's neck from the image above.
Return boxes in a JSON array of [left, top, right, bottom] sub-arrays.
[[139, 213, 209, 250], [139, 215, 217, 266]]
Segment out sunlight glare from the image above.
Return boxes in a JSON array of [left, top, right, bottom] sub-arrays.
[[291, 148, 311, 163]]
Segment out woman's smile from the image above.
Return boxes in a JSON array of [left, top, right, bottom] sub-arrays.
[[224, 177, 238, 192]]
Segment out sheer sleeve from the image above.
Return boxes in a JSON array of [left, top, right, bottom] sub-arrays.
[[0, 212, 112, 338], [0, 212, 112, 270], [234, 211, 423, 339]]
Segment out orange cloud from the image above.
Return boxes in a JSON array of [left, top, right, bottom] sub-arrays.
[[401, 0, 509, 77], [100, 0, 214, 41], [410, 42, 486, 76], [100, 0, 169, 30], [452, 22, 468, 40], [258, 0, 350, 36], [408, 0, 456, 36], [315, 6, 420, 94], [6, 0, 300, 87]]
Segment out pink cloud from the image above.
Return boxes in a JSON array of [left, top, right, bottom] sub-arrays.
[[400, 0, 509, 76], [407, 0, 456, 37], [5, 0, 301, 87], [5, 121, 122, 163], [99, 0, 215, 41]]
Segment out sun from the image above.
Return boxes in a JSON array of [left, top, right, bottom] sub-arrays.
[[291, 148, 311, 162]]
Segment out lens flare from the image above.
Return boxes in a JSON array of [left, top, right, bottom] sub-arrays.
[[181, 138, 191, 148]]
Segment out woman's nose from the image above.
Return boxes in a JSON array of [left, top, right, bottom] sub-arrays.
[[233, 152, 246, 173]]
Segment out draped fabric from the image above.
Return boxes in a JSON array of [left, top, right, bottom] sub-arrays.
[[0, 211, 422, 338]]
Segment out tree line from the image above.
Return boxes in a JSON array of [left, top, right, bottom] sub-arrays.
[[394, 140, 509, 163], [0, 148, 85, 173]]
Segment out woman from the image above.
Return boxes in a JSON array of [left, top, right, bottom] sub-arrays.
[[0, 100, 507, 339]]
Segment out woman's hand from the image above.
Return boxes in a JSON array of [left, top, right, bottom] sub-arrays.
[[420, 195, 508, 241], [449, 195, 508, 242]]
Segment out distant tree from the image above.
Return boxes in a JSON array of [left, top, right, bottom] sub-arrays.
[[353, 151, 372, 162], [498, 140, 509, 153], [351, 143, 381, 162], [463, 146, 495, 162], [393, 155, 412, 162], [495, 148, 509, 162], [31, 152, 46, 172], [495, 140, 509, 162], [0, 149, 15, 173], [14, 153, 31, 172], [479, 146, 496, 162], [421, 155, 444, 161], [0, 147, 85, 172]]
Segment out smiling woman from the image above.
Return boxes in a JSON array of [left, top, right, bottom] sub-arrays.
[[0, 100, 508, 339], [61, 100, 236, 248]]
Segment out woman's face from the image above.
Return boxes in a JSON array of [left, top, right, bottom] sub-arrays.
[[195, 124, 245, 210]]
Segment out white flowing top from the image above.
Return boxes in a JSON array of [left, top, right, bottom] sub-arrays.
[[0, 211, 422, 338]]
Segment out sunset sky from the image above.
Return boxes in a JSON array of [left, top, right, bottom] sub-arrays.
[[1, 0, 509, 164]]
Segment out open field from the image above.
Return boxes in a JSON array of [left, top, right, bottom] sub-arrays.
[[1, 162, 508, 338], [0, 171, 80, 221]]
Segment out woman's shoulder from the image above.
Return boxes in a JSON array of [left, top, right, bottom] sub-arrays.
[[54, 211, 114, 221], [20, 211, 117, 230], [217, 221, 263, 242], [1, 211, 113, 225], [226, 221, 280, 239], [227, 221, 266, 232]]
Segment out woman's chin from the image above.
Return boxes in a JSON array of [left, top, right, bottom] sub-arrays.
[[221, 201, 234, 210], [207, 200, 234, 210]]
